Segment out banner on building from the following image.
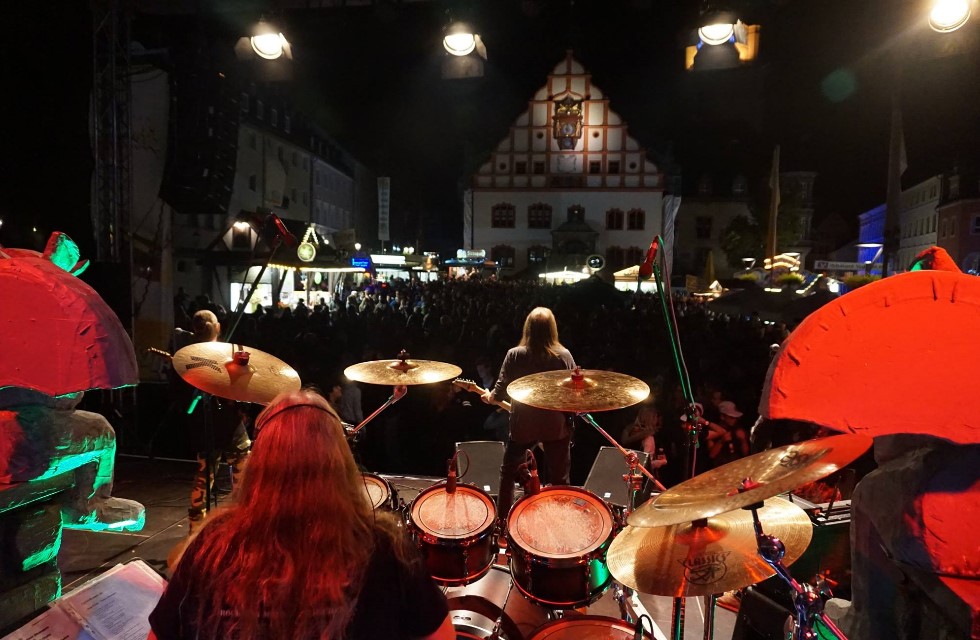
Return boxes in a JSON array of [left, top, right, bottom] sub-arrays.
[[662, 194, 682, 271], [378, 177, 390, 242], [462, 189, 474, 250]]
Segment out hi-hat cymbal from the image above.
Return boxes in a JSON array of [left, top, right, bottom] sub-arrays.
[[628, 433, 872, 528], [172, 342, 301, 404], [344, 357, 462, 386], [506, 367, 649, 413], [608, 497, 812, 597]]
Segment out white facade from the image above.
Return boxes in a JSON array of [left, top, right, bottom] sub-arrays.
[[312, 157, 354, 234], [897, 175, 940, 270], [228, 122, 311, 223], [469, 52, 664, 273]]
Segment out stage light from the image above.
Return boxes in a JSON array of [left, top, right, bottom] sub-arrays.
[[698, 8, 737, 45], [251, 20, 288, 60], [929, 0, 972, 32], [443, 21, 477, 56]]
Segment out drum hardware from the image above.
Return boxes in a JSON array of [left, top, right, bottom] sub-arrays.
[[343, 350, 462, 438], [747, 503, 846, 640]]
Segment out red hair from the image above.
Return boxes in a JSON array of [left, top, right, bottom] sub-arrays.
[[181, 389, 404, 638]]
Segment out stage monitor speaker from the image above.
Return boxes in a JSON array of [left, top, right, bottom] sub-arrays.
[[731, 586, 792, 640], [455, 441, 505, 496], [584, 446, 650, 507]]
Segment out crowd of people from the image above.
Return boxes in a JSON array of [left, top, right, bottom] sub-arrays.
[[172, 276, 789, 489]]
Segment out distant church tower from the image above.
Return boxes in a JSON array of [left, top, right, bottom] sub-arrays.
[[465, 51, 664, 275]]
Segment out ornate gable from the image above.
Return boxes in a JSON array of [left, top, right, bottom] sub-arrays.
[[473, 50, 662, 190]]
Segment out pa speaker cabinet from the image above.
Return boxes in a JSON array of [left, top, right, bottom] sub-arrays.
[[455, 441, 505, 496], [584, 446, 650, 507]]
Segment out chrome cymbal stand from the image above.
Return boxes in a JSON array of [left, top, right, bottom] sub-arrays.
[[749, 504, 847, 640]]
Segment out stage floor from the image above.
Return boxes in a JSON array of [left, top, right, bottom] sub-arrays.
[[60, 457, 737, 640]]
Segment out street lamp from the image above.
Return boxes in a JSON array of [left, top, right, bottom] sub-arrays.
[[929, 0, 972, 32], [354, 242, 361, 252], [856, 243, 884, 275]]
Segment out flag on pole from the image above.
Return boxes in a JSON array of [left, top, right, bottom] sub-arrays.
[[765, 145, 781, 263], [662, 194, 682, 273], [377, 177, 391, 242]]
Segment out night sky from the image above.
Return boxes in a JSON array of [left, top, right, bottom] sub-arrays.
[[4, 0, 979, 256]]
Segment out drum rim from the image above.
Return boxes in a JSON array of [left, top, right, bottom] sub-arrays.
[[409, 482, 497, 539], [525, 614, 643, 638], [507, 485, 614, 559], [360, 473, 392, 510]]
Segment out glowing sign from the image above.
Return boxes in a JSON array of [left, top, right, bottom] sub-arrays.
[[351, 256, 372, 269]]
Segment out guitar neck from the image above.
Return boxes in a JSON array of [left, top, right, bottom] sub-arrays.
[[454, 380, 512, 413]]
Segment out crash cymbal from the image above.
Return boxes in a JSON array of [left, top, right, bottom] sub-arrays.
[[172, 342, 301, 404], [506, 367, 649, 413], [344, 355, 462, 386], [608, 497, 812, 597], [628, 433, 872, 528]]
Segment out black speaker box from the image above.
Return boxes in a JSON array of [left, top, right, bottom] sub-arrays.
[[732, 587, 793, 640], [584, 446, 650, 507], [455, 441, 505, 496]]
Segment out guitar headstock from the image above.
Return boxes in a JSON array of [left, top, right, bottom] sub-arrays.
[[452, 378, 479, 393]]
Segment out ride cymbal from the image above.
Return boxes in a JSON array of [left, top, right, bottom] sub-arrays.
[[608, 497, 812, 597], [344, 356, 462, 386], [506, 367, 649, 413], [628, 433, 872, 528], [172, 342, 301, 404]]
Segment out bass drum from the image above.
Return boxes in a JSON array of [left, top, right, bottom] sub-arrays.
[[507, 486, 615, 609], [409, 483, 497, 586], [361, 473, 398, 511], [525, 615, 652, 639], [444, 565, 551, 640]]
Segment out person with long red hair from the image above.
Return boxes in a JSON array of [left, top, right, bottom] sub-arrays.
[[148, 389, 454, 640]]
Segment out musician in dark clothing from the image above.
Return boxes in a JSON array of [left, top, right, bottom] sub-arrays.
[[482, 307, 576, 517]]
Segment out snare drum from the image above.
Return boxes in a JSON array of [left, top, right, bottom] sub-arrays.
[[361, 473, 398, 511], [409, 483, 497, 586], [444, 565, 550, 639], [507, 486, 615, 609], [525, 615, 652, 639]]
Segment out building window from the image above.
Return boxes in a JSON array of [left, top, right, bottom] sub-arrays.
[[491, 203, 516, 228], [232, 224, 251, 249], [951, 218, 957, 236], [941, 219, 947, 238], [240, 92, 250, 113], [315, 173, 320, 186], [271, 108, 279, 127], [625, 246, 644, 266], [291, 188, 297, 203], [284, 115, 291, 133], [302, 157, 308, 171], [248, 132, 256, 150], [608, 160, 621, 174], [515, 161, 527, 174], [698, 175, 712, 196], [606, 208, 624, 230], [606, 246, 625, 270], [732, 175, 748, 196], [973, 216, 980, 235], [528, 245, 549, 264], [302, 191, 308, 205], [528, 204, 552, 229], [533, 161, 545, 175], [932, 215, 937, 233], [695, 216, 712, 240], [627, 208, 646, 231], [589, 161, 601, 174], [292, 151, 298, 167], [248, 174, 256, 192], [256, 100, 264, 120], [491, 245, 516, 267]]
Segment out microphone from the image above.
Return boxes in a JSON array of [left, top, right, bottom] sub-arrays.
[[446, 456, 457, 494], [526, 452, 540, 496], [637, 237, 659, 279]]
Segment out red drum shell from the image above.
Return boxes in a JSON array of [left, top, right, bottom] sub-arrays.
[[409, 483, 497, 586], [526, 615, 652, 639], [507, 486, 615, 609]]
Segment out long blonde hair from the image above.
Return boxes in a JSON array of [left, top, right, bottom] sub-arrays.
[[182, 389, 400, 639], [518, 306, 564, 358]]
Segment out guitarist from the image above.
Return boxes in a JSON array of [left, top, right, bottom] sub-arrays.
[[481, 307, 576, 519]]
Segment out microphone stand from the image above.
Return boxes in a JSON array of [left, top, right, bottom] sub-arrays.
[[578, 413, 666, 509], [224, 237, 283, 342]]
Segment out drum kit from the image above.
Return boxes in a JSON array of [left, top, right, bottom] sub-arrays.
[[170, 343, 871, 640]]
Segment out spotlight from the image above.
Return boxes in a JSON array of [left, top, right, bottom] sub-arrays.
[[443, 21, 477, 56], [250, 19, 288, 60], [929, 0, 972, 32], [698, 8, 737, 45]]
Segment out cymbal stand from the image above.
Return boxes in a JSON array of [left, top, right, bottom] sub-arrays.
[[486, 578, 515, 640], [749, 504, 847, 640], [347, 384, 407, 438], [578, 413, 667, 511]]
